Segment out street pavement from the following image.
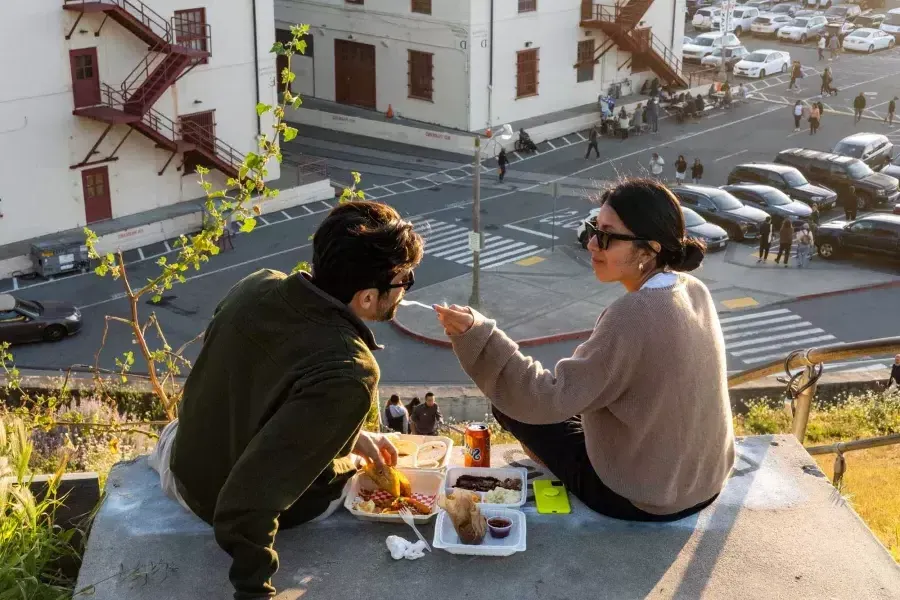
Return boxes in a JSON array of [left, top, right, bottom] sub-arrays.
[[5, 30, 900, 380]]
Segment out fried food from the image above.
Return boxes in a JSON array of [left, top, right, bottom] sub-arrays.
[[439, 490, 486, 545], [363, 463, 412, 498]]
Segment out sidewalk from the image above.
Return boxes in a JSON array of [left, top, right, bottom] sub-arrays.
[[393, 244, 900, 344]]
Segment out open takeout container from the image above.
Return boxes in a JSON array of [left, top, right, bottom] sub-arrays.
[[433, 507, 527, 557], [344, 468, 446, 524], [445, 467, 528, 508], [384, 433, 454, 471]]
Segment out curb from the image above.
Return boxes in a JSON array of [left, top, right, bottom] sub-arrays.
[[389, 318, 592, 349]]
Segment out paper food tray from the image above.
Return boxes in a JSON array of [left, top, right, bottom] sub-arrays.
[[445, 467, 528, 508], [433, 507, 527, 557], [344, 468, 445, 524], [383, 434, 454, 471]]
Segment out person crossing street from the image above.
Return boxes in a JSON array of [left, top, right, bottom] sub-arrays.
[[758, 217, 772, 263], [691, 159, 704, 184], [585, 125, 600, 159], [854, 92, 866, 124], [787, 61, 803, 91], [886, 96, 897, 126], [498, 148, 509, 181], [817, 35, 826, 61], [793, 101, 804, 132], [649, 152, 665, 179]]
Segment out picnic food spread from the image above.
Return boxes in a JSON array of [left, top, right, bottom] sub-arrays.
[[483, 487, 520, 505], [353, 464, 434, 516], [454, 474, 522, 493], [439, 490, 487, 545]]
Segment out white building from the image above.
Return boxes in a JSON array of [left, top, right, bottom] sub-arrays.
[[275, 0, 686, 133], [0, 0, 281, 252]]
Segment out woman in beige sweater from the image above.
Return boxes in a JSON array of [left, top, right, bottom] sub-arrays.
[[435, 179, 734, 520]]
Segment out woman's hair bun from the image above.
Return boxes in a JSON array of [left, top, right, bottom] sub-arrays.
[[664, 237, 705, 272]]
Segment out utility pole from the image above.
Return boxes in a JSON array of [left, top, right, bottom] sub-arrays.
[[469, 136, 482, 308], [719, 1, 733, 84]]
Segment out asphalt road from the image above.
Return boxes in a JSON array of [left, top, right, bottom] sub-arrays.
[[7, 31, 900, 381]]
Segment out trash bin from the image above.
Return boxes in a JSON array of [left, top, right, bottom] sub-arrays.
[[30, 241, 90, 278]]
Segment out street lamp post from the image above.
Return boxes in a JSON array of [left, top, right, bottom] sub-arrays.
[[469, 136, 482, 308], [719, 1, 734, 84]]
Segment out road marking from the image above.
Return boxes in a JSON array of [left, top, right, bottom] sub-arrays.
[[258, 215, 270, 226], [503, 224, 559, 239], [517, 256, 545, 266], [724, 321, 814, 341], [576, 132, 587, 141], [513, 151, 522, 161], [11, 278, 18, 291], [721, 296, 757, 309], [721, 314, 802, 333], [302, 205, 313, 214], [547, 140, 557, 149], [163, 240, 171, 252], [719, 308, 790, 325], [281, 210, 292, 220], [137, 247, 145, 261], [738, 335, 838, 362], [715, 149, 748, 163], [562, 136, 572, 145]]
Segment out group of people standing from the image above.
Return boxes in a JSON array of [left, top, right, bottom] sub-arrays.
[[792, 100, 826, 135], [758, 217, 816, 268], [647, 153, 703, 184], [382, 392, 443, 435], [816, 33, 842, 62]]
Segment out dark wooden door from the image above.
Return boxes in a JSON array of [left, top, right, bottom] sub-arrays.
[[334, 40, 376, 109], [70, 48, 101, 108], [181, 110, 216, 152], [82, 166, 112, 223], [630, 28, 652, 73]]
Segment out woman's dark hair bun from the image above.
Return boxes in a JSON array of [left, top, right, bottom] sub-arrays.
[[664, 237, 705, 272]]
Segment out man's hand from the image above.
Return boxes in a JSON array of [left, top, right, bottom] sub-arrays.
[[353, 432, 398, 472]]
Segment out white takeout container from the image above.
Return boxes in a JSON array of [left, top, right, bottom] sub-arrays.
[[433, 507, 527, 557], [445, 467, 528, 508], [384, 433, 454, 471], [344, 467, 445, 524]]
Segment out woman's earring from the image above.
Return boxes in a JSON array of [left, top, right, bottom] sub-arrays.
[[639, 262, 644, 272]]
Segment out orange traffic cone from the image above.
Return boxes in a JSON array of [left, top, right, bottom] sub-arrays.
[[386, 104, 394, 119]]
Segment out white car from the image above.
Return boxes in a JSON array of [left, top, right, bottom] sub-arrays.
[[682, 32, 741, 62], [804, 0, 831, 9], [693, 7, 722, 30], [701, 45, 749, 69], [711, 6, 761, 35], [576, 208, 602, 248], [733, 49, 791, 78], [879, 9, 900, 39], [751, 13, 794, 35], [777, 15, 828, 42], [842, 28, 896, 52]]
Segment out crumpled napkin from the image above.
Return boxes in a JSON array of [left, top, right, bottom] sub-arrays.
[[386, 535, 428, 560]]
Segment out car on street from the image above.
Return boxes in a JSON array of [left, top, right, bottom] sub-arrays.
[[576, 208, 601, 248], [670, 184, 769, 240], [712, 6, 761, 35], [693, 7, 723, 30], [770, 2, 802, 17], [727, 163, 838, 209], [682, 32, 742, 61], [0, 294, 82, 344], [880, 8, 900, 39], [778, 15, 828, 41], [842, 27, 896, 51], [814, 214, 900, 261], [775, 148, 900, 209], [733, 49, 791, 77], [880, 154, 900, 179], [681, 206, 730, 250], [684, 35, 695, 46], [824, 4, 862, 24], [751, 14, 794, 35], [701, 45, 750, 69], [831, 133, 894, 170], [721, 184, 813, 228]]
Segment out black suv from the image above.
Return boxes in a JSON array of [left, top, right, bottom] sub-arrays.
[[720, 184, 812, 228], [831, 133, 894, 170], [815, 214, 900, 261], [775, 148, 900, 210], [670, 185, 769, 240], [726, 163, 838, 210]]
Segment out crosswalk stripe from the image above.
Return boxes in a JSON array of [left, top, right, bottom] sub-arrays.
[[723, 321, 814, 341], [466, 245, 539, 268], [738, 336, 839, 363], [439, 238, 522, 261], [733, 334, 837, 358], [423, 227, 466, 243], [429, 236, 474, 255], [729, 328, 826, 350], [721, 314, 801, 333], [419, 222, 459, 236], [719, 308, 790, 324]]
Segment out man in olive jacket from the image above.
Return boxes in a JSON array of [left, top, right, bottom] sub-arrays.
[[149, 202, 423, 599]]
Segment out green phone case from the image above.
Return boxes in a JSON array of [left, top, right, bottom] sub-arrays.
[[533, 479, 572, 514]]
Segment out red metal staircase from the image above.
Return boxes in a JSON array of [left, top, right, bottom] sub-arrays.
[[580, 0, 689, 88], [64, 0, 241, 178]]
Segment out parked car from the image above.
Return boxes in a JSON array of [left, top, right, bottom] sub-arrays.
[[770, 2, 802, 17], [848, 0, 886, 11], [831, 133, 894, 170], [0, 294, 82, 344], [727, 163, 838, 209], [814, 214, 900, 261], [880, 154, 900, 179], [693, 7, 723, 30], [842, 27, 896, 51], [824, 20, 860, 42], [733, 49, 791, 78], [824, 4, 862, 23], [701, 45, 750, 69], [751, 14, 794, 35], [852, 12, 886, 30], [684, 35, 695, 47], [744, 0, 776, 12], [775, 148, 900, 209], [681, 206, 730, 250], [803, 0, 832, 9], [576, 208, 601, 248], [881, 8, 900, 38], [670, 184, 769, 240], [778, 14, 828, 41], [682, 32, 742, 61], [712, 6, 761, 35], [721, 184, 813, 229]]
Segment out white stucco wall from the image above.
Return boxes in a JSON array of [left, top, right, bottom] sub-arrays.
[[0, 0, 275, 247]]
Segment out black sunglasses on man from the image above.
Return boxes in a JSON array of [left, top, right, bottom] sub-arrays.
[[383, 270, 415, 292]]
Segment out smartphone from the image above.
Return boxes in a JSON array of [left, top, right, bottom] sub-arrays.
[[533, 480, 572, 514]]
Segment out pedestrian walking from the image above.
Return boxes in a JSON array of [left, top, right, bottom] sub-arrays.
[[758, 217, 772, 263], [585, 125, 600, 159], [774, 219, 793, 267], [631, 103, 642, 132], [820, 67, 833, 96], [842, 185, 858, 221], [618, 107, 630, 140], [853, 92, 866, 124], [792, 100, 804, 131], [787, 61, 802, 91], [886, 96, 897, 125], [647, 97, 660, 133], [795, 225, 814, 268], [691, 158, 704, 184], [649, 152, 665, 179], [498, 148, 509, 181], [809, 103, 820, 135], [817, 35, 826, 61], [675, 155, 688, 183], [828, 33, 839, 60]]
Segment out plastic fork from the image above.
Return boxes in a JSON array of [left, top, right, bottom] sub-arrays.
[[398, 507, 432, 552]]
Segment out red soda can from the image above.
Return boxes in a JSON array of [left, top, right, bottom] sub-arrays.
[[464, 423, 491, 468]]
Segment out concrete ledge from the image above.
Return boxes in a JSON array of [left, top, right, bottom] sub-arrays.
[[74, 436, 900, 599]]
